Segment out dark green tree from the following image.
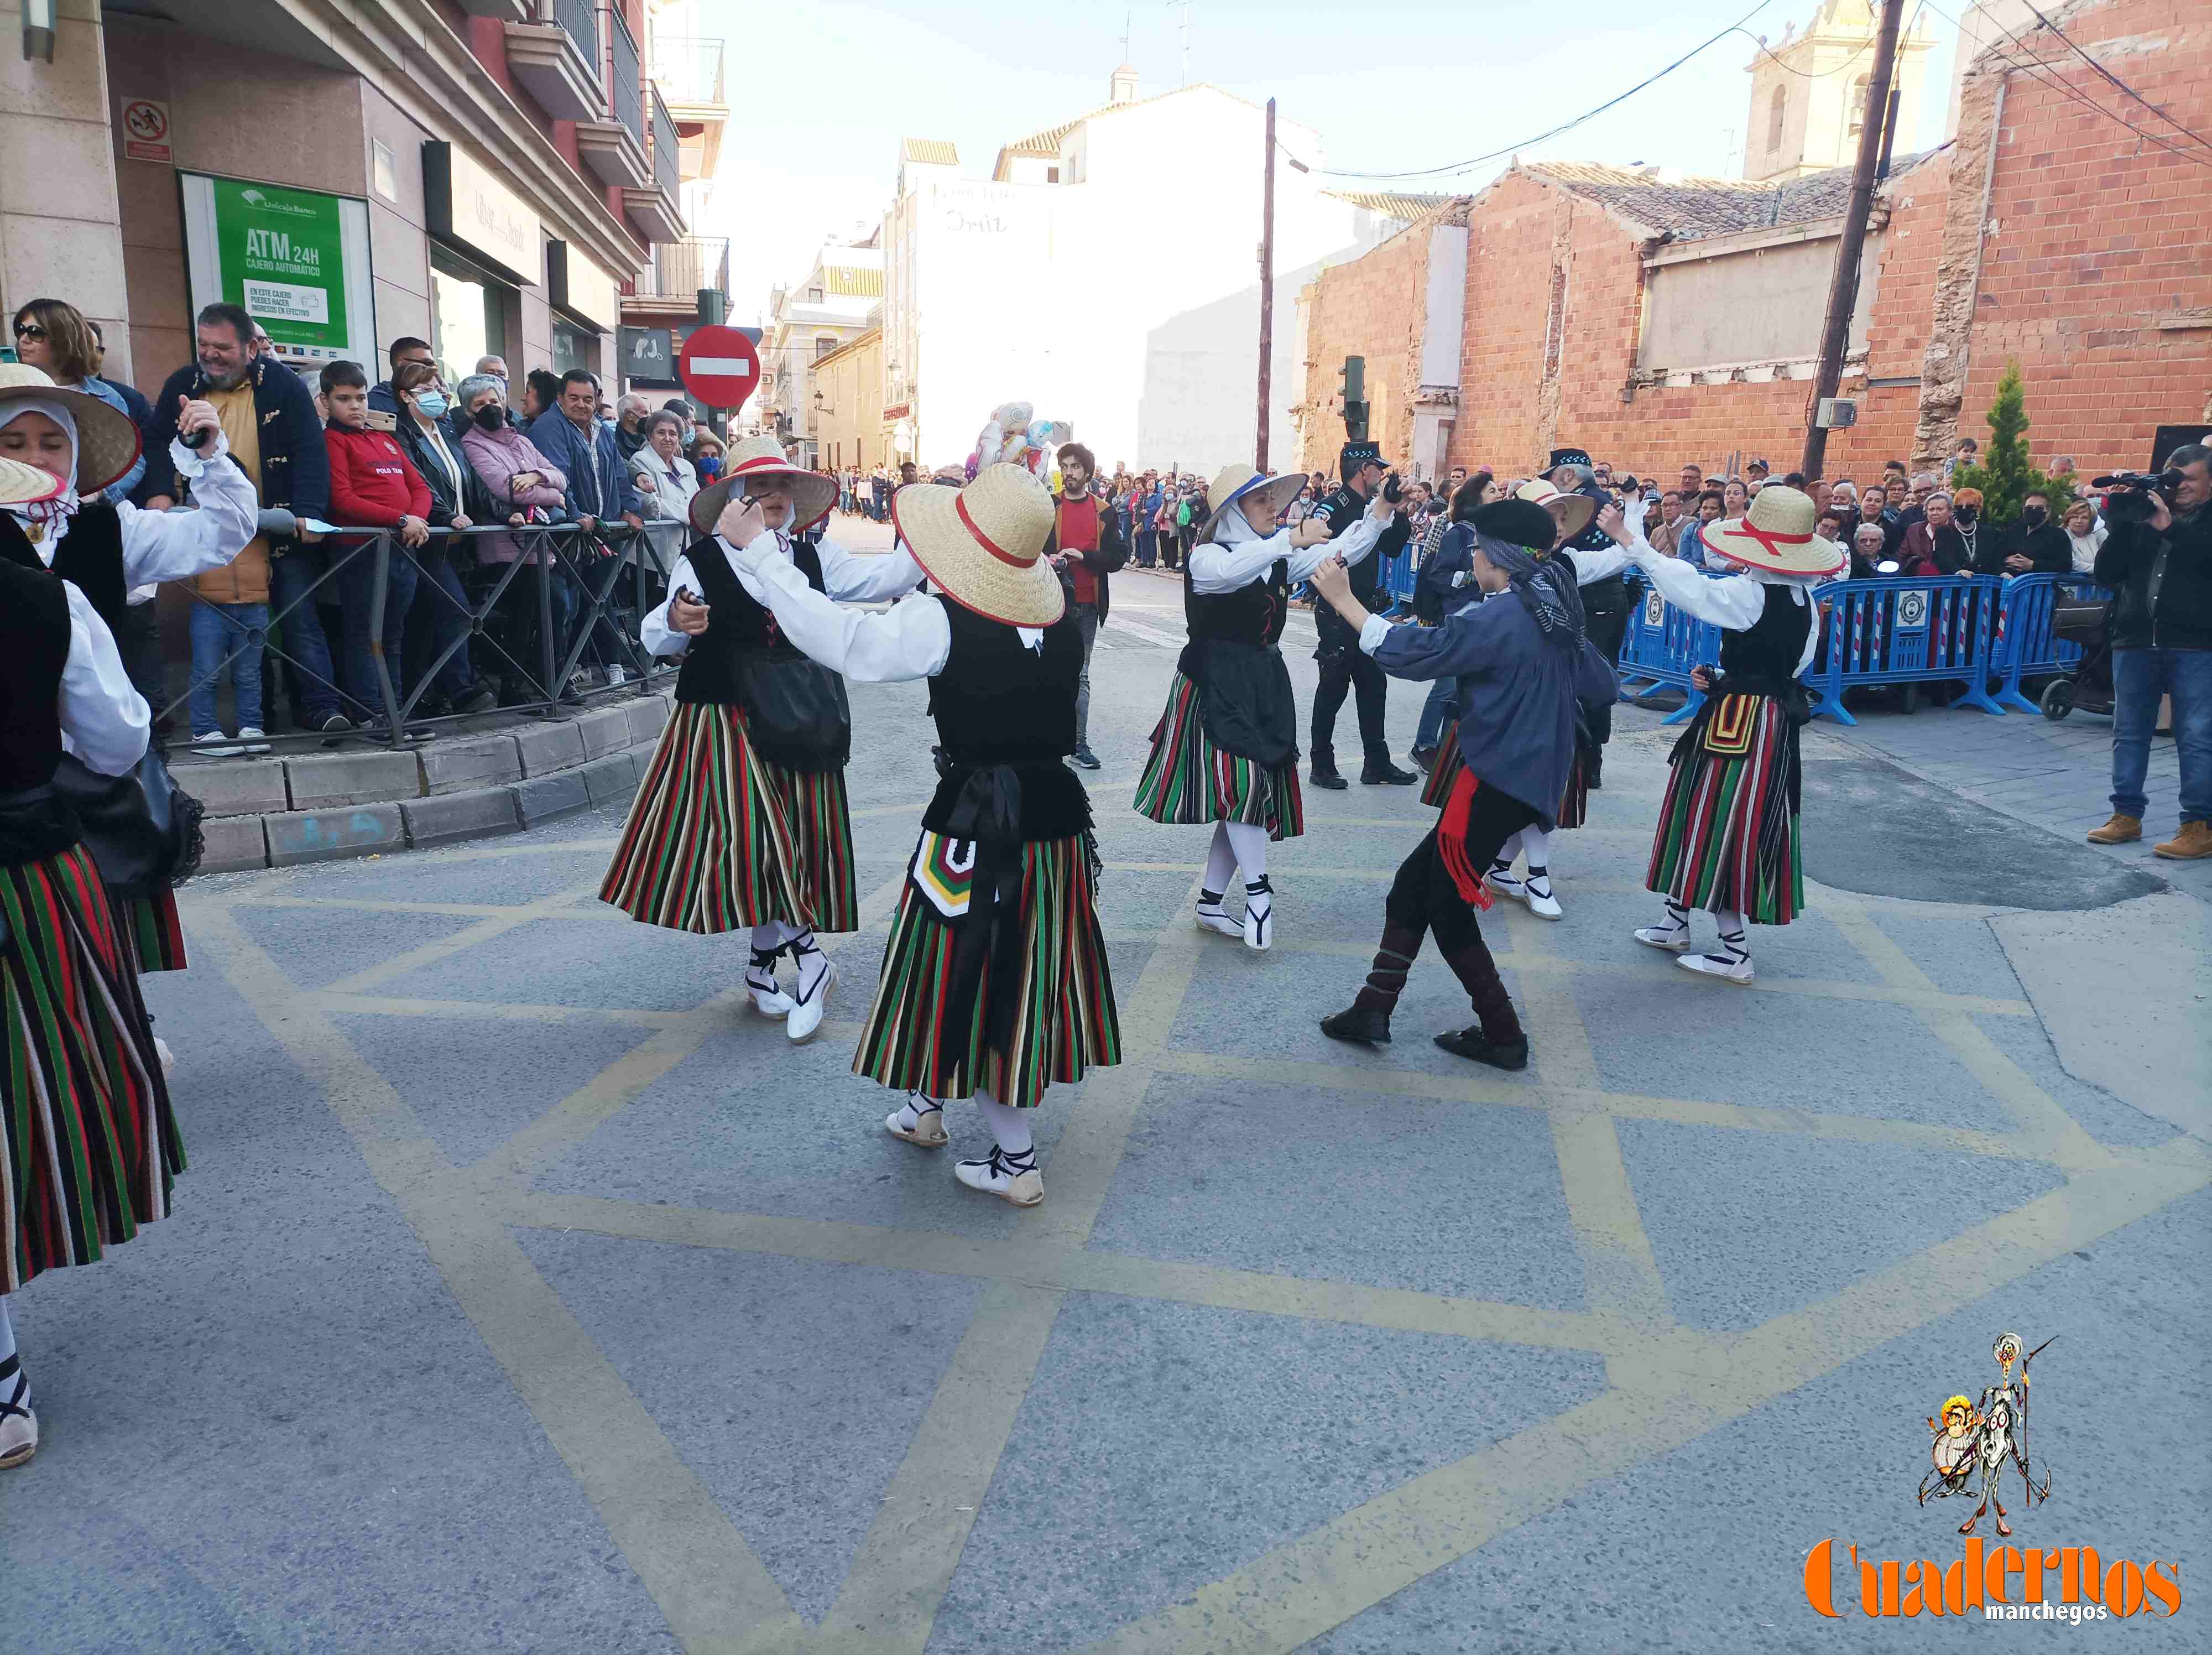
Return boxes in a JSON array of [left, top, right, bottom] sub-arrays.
[[1950, 359, 2072, 525]]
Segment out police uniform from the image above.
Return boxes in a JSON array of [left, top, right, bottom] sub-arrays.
[[1308, 441, 1415, 788], [1548, 447, 1627, 780]]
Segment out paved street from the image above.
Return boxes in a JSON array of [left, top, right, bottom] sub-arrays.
[[5, 559, 2207, 1653]]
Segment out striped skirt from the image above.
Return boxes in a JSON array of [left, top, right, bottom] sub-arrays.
[[1646, 693, 1803, 925], [855, 832, 1120, 1108], [118, 888, 189, 974], [600, 700, 858, 935], [1422, 721, 1588, 830], [4, 844, 184, 1292], [1133, 671, 1304, 841]]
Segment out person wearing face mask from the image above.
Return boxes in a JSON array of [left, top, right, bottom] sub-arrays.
[[601, 437, 925, 1042], [0, 362, 254, 1000], [456, 374, 571, 698], [1977, 490, 2071, 576], [389, 361, 498, 716], [1949, 487, 1985, 568]]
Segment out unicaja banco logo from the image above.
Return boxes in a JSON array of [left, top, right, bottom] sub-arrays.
[[238, 189, 316, 218], [1802, 1330, 2182, 1622]]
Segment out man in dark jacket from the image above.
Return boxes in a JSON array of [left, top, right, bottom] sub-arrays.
[[521, 369, 643, 532], [1042, 441, 1128, 769], [1977, 490, 2072, 575], [148, 303, 340, 733], [2087, 446, 2212, 858], [1548, 446, 1626, 785], [1308, 440, 1416, 788]]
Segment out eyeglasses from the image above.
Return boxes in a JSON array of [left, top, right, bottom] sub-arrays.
[[12, 322, 45, 341]]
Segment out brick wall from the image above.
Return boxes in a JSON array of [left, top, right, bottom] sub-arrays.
[[1295, 221, 1431, 474]]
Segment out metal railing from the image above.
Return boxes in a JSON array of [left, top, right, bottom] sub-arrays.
[[650, 84, 681, 197], [547, 0, 598, 62], [650, 35, 724, 107], [641, 236, 727, 300], [602, 4, 641, 145], [160, 519, 693, 753]]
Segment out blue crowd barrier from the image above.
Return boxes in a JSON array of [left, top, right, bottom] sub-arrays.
[[1804, 574, 2007, 725], [1988, 572, 2109, 713], [1616, 573, 1724, 725]]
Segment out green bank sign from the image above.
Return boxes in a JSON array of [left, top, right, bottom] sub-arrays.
[[181, 173, 375, 366]]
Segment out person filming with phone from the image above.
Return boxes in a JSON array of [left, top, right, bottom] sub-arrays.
[[2086, 444, 2212, 860], [1306, 440, 1416, 789]]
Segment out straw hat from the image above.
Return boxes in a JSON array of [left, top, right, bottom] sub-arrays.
[[892, 463, 1064, 627], [0, 363, 142, 493], [688, 434, 839, 536], [1513, 478, 1596, 540], [1201, 463, 1304, 538], [1700, 485, 1847, 578], [0, 454, 70, 511]]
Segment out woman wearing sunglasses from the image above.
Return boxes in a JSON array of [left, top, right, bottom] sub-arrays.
[[11, 299, 146, 506]]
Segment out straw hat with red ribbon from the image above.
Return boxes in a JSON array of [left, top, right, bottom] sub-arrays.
[[690, 435, 839, 536], [892, 462, 1065, 628], [1700, 485, 1846, 579], [0, 362, 143, 495]]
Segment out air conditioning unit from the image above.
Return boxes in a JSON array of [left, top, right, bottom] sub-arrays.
[[1815, 397, 1859, 429]]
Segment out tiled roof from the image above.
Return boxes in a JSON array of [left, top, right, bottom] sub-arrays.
[[823, 266, 882, 298], [1518, 155, 1928, 241], [1323, 189, 1458, 222], [901, 138, 958, 165]]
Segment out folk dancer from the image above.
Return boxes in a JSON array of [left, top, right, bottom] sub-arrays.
[[710, 465, 1119, 1207], [1307, 441, 1417, 790], [1134, 462, 1363, 948], [1623, 485, 1844, 982], [601, 436, 923, 1040], [1314, 495, 1618, 1068], [1, 473, 181, 1470], [0, 366, 256, 1073]]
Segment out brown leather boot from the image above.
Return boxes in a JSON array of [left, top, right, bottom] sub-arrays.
[[2154, 820, 2212, 860], [2086, 814, 2141, 845]]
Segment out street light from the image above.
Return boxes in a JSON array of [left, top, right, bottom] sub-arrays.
[[22, 0, 55, 62]]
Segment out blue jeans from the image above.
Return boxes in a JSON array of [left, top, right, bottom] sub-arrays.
[[186, 601, 267, 735], [268, 548, 341, 724], [336, 537, 420, 720], [1415, 677, 1457, 754], [2111, 647, 2212, 823]]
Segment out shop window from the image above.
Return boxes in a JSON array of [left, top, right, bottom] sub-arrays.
[[431, 245, 512, 385]]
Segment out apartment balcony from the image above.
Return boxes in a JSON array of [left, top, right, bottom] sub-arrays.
[[505, 0, 603, 124], [620, 236, 729, 318], [621, 84, 686, 244], [652, 35, 726, 183], [574, 4, 648, 188], [456, 0, 530, 18]]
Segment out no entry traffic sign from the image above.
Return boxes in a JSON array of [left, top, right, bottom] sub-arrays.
[[677, 324, 761, 411]]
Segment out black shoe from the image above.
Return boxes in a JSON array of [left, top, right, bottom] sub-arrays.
[[1409, 746, 1437, 774], [1584, 756, 1603, 790], [356, 717, 431, 745], [1433, 1026, 1529, 1070], [1320, 1005, 1391, 1046], [453, 685, 498, 716], [1070, 745, 1102, 771], [316, 712, 353, 747], [1362, 758, 1418, 786], [1310, 750, 1348, 791]]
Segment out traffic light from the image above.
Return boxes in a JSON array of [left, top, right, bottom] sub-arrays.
[[697, 287, 727, 326], [1340, 356, 1368, 441]]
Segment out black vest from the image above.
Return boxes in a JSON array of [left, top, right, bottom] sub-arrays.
[[1183, 554, 1288, 651], [1315, 486, 1385, 603], [0, 562, 84, 867], [672, 534, 826, 704], [0, 503, 128, 634], [1719, 584, 1814, 691], [922, 595, 1090, 841]]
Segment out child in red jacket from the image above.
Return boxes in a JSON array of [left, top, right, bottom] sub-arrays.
[[322, 360, 432, 735]]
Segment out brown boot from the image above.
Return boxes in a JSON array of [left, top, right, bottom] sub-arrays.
[[2154, 820, 2212, 860], [2086, 814, 2141, 845]]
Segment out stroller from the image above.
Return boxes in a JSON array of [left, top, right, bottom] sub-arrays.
[[2039, 590, 2115, 720]]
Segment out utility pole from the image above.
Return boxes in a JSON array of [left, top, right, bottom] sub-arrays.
[[1800, 0, 1905, 480], [1256, 96, 1275, 471], [1168, 0, 1191, 84]]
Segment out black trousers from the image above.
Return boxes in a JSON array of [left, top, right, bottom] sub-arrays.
[[1582, 604, 1628, 748], [1385, 782, 1538, 953], [1312, 642, 1389, 763]]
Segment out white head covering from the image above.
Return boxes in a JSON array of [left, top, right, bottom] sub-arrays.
[[0, 398, 82, 545]]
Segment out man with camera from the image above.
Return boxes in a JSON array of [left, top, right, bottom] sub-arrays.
[[2088, 444, 2212, 859], [1307, 441, 1417, 788]]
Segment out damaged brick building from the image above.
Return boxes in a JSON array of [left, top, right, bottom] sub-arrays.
[[1295, 0, 2212, 483]]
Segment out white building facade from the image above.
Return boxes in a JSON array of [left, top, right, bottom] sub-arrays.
[[879, 77, 1418, 475]]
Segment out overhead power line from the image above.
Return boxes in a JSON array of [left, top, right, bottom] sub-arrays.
[[1318, 0, 1779, 181], [2016, 0, 2212, 156]]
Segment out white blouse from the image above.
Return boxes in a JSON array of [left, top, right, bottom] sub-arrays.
[[31, 431, 260, 594], [58, 581, 152, 775], [640, 532, 926, 659]]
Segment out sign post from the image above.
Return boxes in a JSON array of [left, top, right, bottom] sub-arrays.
[[677, 324, 761, 417]]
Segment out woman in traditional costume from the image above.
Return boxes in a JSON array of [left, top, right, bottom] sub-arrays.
[[1133, 462, 1373, 948], [1622, 486, 1843, 983], [601, 438, 922, 1041], [1313, 497, 1616, 1068], [1, 453, 181, 1469], [711, 464, 1119, 1208]]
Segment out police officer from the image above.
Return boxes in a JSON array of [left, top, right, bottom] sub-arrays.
[[1548, 446, 1626, 788], [1308, 440, 1417, 789]]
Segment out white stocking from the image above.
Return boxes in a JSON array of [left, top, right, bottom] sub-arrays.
[[974, 1089, 1035, 1158], [1201, 821, 1238, 901], [0, 1297, 13, 1367], [1223, 820, 1270, 885], [749, 920, 793, 954], [1517, 827, 1555, 894], [1713, 909, 1750, 962], [1491, 830, 1524, 873]]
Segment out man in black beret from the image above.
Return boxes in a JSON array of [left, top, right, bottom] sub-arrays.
[[1306, 440, 1416, 788]]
